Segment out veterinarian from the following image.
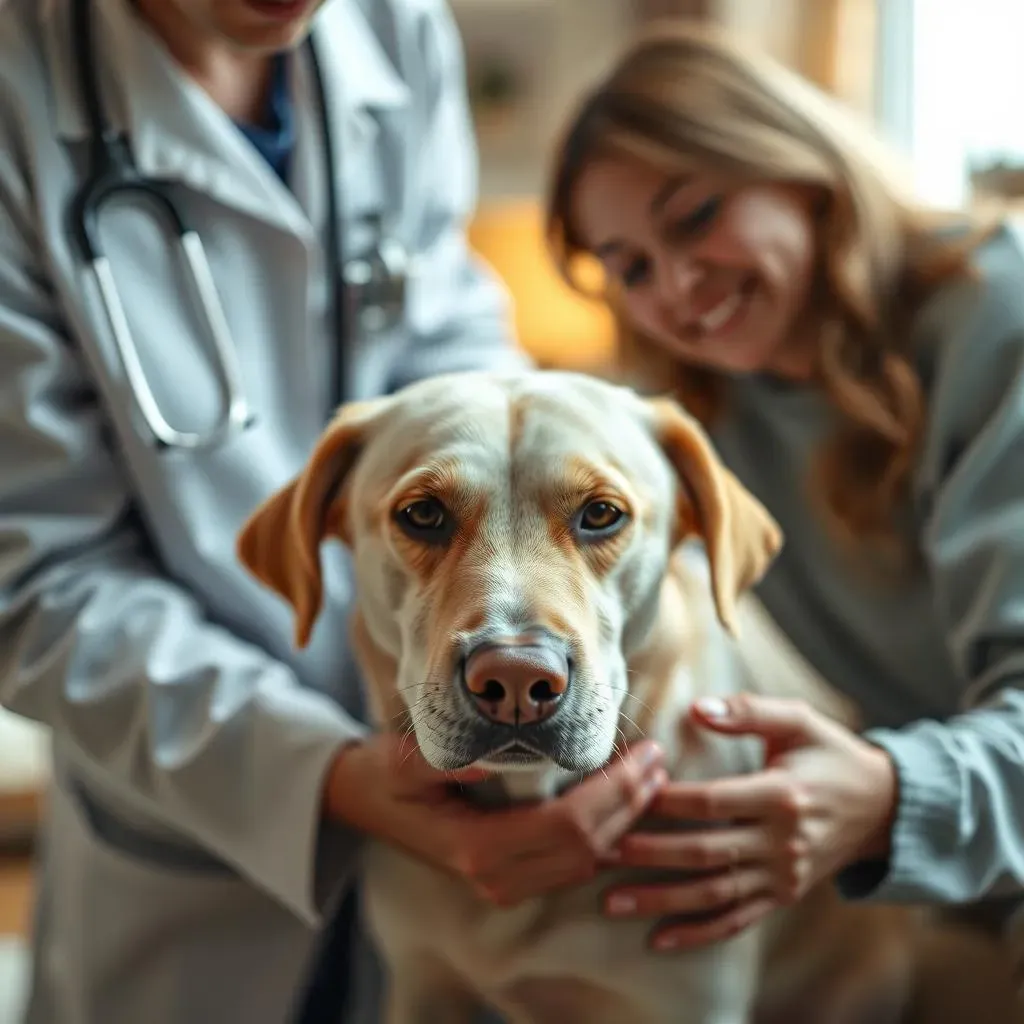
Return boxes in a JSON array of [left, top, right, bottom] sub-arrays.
[[0, 1, 667, 1021], [547, 21, 1024, 972]]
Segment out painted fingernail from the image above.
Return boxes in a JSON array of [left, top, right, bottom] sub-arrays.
[[606, 894, 637, 915], [601, 847, 622, 863], [639, 743, 663, 767], [654, 933, 679, 951], [695, 697, 730, 720], [644, 767, 668, 794]]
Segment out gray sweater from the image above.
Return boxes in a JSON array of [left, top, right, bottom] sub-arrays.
[[712, 221, 1024, 907]]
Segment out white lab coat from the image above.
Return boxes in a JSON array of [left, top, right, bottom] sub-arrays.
[[0, 0, 526, 1020]]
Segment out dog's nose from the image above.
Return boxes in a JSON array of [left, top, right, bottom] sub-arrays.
[[463, 644, 569, 726]]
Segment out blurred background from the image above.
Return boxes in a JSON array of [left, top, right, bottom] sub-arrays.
[[459, 0, 1024, 372], [2, 0, 1023, 1009]]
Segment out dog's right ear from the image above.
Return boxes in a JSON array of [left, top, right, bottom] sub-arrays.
[[236, 398, 387, 650]]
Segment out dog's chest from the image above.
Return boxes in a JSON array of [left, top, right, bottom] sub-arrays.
[[641, 642, 765, 785], [364, 837, 761, 1023], [362, 712, 766, 1023]]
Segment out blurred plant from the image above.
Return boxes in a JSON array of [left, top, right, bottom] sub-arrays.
[[469, 57, 521, 115], [970, 154, 1024, 202]]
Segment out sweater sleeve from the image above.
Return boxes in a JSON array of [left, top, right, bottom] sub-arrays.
[[840, 226, 1024, 904]]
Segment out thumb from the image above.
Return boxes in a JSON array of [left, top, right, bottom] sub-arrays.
[[689, 694, 821, 746]]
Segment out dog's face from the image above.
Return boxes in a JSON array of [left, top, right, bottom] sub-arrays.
[[237, 371, 780, 774]]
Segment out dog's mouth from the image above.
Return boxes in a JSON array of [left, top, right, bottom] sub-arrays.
[[441, 677, 615, 774], [452, 719, 579, 769], [484, 740, 548, 768]]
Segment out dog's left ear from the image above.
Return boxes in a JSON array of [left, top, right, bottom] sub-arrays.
[[236, 398, 388, 650], [648, 397, 783, 634]]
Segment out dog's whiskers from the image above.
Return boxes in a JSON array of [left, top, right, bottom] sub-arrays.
[[611, 684, 658, 720], [616, 707, 646, 739]]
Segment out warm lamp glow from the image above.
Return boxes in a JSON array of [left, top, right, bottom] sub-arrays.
[[468, 199, 615, 370]]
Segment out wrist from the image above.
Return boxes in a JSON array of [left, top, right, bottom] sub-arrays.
[[321, 738, 371, 827], [855, 744, 899, 862]]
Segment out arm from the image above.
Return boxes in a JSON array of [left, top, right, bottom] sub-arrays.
[[385, 0, 531, 392], [843, 262, 1024, 904], [0, 162, 362, 927], [595, 250, 1024, 948]]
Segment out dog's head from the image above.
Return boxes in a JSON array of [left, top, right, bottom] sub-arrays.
[[237, 371, 780, 774]]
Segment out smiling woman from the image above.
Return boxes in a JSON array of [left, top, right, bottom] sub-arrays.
[[546, 19, 983, 546], [573, 163, 818, 379], [544, 17, 1024, 997]]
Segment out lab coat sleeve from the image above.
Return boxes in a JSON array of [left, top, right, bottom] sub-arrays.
[[386, 0, 533, 392], [0, 185, 363, 926], [837, 239, 1024, 904]]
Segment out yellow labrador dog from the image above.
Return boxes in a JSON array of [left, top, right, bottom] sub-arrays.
[[236, 370, 1011, 1024]]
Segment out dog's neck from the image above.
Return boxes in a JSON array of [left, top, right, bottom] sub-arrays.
[[462, 766, 581, 808]]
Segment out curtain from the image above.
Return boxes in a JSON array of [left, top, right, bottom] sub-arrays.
[[799, 0, 878, 116]]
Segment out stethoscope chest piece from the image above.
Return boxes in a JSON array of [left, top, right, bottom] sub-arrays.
[[343, 217, 416, 335]]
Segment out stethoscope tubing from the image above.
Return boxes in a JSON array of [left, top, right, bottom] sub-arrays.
[[68, 0, 347, 450]]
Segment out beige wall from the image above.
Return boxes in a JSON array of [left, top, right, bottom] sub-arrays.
[[715, 0, 878, 118], [716, 0, 803, 66], [452, 0, 636, 201]]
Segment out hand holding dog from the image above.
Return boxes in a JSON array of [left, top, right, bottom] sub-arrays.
[[602, 694, 898, 951], [324, 734, 667, 907]]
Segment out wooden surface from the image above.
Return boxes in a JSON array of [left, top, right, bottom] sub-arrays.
[[0, 792, 40, 848], [0, 856, 32, 938], [468, 199, 615, 370]]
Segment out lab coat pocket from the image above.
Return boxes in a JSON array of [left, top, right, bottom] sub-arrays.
[[73, 781, 237, 877], [50, 779, 315, 1024]]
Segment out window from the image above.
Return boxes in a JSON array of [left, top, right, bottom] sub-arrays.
[[876, 0, 1024, 207]]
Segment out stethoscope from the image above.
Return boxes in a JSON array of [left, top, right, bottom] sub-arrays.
[[68, 0, 413, 451]]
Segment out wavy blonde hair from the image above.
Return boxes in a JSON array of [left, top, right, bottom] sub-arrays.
[[546, 20, 990, 549]]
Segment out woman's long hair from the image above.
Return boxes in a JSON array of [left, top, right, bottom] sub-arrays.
[[546, 20, 990, 549]]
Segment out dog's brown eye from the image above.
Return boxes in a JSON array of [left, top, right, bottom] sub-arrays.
[[578, 501, 625, 534], [396, 498, 449, 539]]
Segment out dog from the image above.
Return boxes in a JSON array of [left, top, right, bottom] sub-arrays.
[[236, 370, 1016, 1024]]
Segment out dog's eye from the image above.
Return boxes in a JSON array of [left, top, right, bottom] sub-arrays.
[[396, 498, 449, 539], [578, 500, 626, 536]]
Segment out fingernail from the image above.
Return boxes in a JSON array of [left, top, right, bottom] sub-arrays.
[[644, 768, 668, 800], [639, 742, 663, 768], [654, 933, 678, 951], [601, 848, 622, 864], [607, 894, 637, 915], [695, 697, 730, 720]]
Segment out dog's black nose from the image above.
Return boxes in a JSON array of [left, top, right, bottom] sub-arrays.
[[463, 644, 569, 726]]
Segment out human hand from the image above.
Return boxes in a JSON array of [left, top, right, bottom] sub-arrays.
[[602, 694, 897, 951], [324, 733, 667, 907]]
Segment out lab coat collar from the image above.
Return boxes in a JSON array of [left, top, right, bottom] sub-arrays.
[[43, 0, 410, 237]]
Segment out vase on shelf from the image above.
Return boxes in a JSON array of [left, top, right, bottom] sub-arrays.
[[468, 57, 525, 144]]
